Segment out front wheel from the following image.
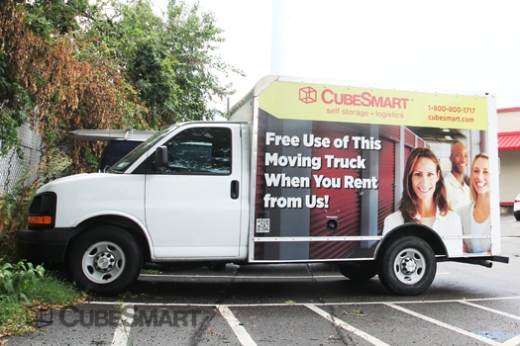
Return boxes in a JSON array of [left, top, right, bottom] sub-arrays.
[[378, 236, 436, 295], [69, 226, 143, 294]]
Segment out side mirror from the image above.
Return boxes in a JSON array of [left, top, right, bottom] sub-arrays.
[[153, 146, 168, 170]]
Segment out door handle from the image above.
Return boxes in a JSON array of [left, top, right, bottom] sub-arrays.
[[231, 180, 239, 199]]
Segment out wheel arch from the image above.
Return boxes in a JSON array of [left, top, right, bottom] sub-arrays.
[[67, 215, 152, 263], [375, 224, 447, 260]]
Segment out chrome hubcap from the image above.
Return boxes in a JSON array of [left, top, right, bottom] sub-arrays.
[[94, 252, 116, 272], [81, 241, 125, 284], [393, 248, 426, 284]]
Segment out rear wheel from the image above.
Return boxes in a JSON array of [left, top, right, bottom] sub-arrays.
[[378, 236, 436, 295], [70, 226, 142, 294], [337, 262, 378, 282]]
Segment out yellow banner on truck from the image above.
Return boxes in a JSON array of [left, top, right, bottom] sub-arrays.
[[259, 81, 488, 130]]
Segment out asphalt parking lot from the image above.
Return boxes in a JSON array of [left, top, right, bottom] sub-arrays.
[[3, 214, 520, 346]]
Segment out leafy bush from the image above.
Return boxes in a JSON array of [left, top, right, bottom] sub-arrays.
[[0, 268, 85, 336], [0, 260, 44, 304]]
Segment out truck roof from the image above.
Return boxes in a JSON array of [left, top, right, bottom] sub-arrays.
[[68, 129, 156, 141]]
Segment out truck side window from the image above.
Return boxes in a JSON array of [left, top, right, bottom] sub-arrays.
[[161, 127, 231, 175], [98, 140, 142, 171]]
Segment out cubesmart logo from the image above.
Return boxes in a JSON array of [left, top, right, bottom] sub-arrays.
[[299, 86, 317, 104]]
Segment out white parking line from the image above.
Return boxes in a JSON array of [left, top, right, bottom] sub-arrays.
[[459, 300, 520, 322], [502, 334, 520, 346], [89, 297, 520, 346], [217, 305, 257, 346], [385, 303, 502, 346], [87, 295, 520, 308], [458, 301, 520, 346], [304, 304, 390, 346], [111, 304, 134, 346]]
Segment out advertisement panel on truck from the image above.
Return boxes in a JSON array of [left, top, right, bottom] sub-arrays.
[[251, 79, 496, 262]]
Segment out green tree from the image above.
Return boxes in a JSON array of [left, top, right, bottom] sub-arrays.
[[1, 0, 144, 262], [0, 0, 33, 157], [1, 0, 145, 173], [1, 0, 244, 168], [86, 0, 244, 128], [23, 0, 89, 36]]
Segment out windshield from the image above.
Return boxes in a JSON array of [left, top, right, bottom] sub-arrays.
[[108, 124, 178, 173]]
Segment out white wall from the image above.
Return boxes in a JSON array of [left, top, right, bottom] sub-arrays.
[[497, 108, 520, 204], [498, 108, 520, 133], [499, 150, 520, 203]]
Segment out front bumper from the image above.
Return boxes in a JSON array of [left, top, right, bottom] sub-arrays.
[[16, 228, 75, 263]]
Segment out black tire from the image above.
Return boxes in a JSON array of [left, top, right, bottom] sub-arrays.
[[514, 212, 520, 221], [337, 262, 378, 282], [69, 225, 142, 295], [377, 236, 436, 295]]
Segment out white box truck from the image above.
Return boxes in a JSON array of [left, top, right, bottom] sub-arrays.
[[17, 75, 508, 295]]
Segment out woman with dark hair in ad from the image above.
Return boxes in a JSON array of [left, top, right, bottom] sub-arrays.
[[383, 147, 462, 238]]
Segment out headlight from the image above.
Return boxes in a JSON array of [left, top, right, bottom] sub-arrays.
[[27, 192, 57, 229]]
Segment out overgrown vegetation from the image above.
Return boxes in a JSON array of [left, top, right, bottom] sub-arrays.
[[0, 259, 85, 336], [1, 0, 242, 336], [1, 0, 243, 174], [0, 150, 79, 337]]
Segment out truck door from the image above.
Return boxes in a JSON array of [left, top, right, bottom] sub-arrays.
[[145, 124, 242, 258]]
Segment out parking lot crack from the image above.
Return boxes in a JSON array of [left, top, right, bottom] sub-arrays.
[[305, 264, 353, 345], [190, 264, 239, 346]]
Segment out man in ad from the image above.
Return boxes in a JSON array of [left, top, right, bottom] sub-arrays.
[[445, 141, 471, 212]]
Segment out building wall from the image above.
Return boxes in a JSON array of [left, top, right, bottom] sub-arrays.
[[499, 150, 520, 203], [497, 107, 520, 205], [498, 108, 520, 132]]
